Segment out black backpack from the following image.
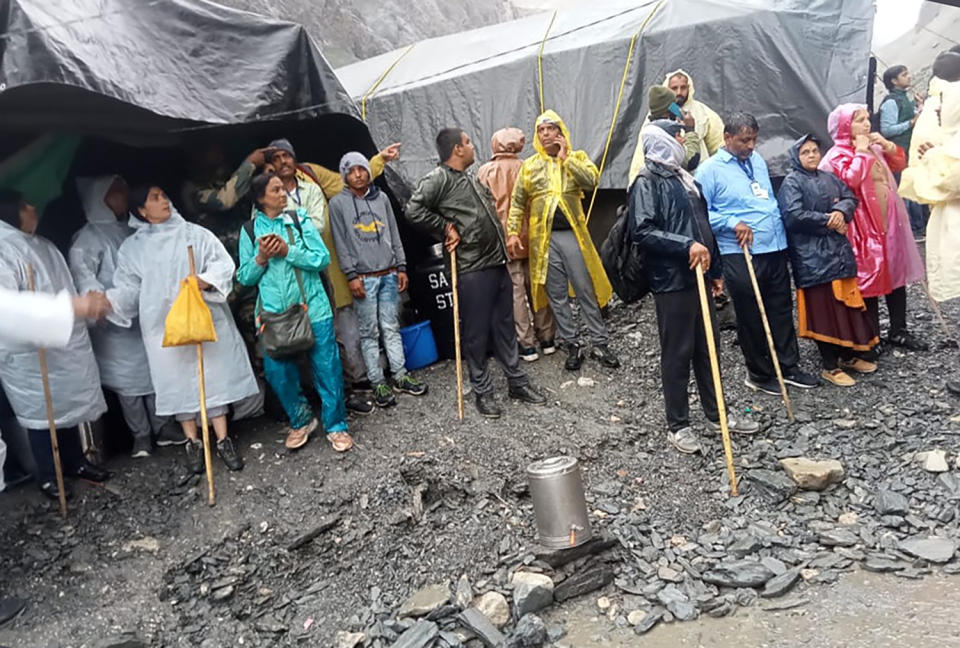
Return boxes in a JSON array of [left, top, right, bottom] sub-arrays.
[[600, 203, 649, 304]]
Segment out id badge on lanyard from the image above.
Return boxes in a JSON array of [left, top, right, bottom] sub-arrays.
[[750, 181, 769, 200]]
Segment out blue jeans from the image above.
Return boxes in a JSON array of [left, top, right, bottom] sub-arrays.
[[262, 318, 347, 434], [354, 273, 407, 385]]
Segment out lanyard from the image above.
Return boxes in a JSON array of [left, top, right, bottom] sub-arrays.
[[737, 158, 756, 183], [286, 185, 302, 207]]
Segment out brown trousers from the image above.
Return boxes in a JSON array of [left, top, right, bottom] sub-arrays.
[[507, 259, 556, 348]]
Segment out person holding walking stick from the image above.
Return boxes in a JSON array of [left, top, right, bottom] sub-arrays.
[[631, 121, 758, 454], [106, 185, 257, 474], [696, 113, 819, 397], [0, 191, 111, 502], [406, 128, 545, 419]]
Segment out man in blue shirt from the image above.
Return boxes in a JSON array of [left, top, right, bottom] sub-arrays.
[[696, 112, 818, 395]]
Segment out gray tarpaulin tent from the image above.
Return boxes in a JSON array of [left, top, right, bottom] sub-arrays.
[[337, 0, 874, 193]]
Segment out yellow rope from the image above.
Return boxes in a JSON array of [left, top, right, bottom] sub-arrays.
[[537, 10, 559, 114], [361, 44, 415, 121], [585, 0, 666, 224]]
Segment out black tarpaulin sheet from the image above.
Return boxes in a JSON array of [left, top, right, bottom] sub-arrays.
[[337, 0, 875, 187], [0, 0, 359, 138]]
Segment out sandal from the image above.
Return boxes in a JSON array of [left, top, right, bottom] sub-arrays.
[[327, 432, 354, 453]]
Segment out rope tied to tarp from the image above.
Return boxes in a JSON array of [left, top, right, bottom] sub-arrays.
[[361, 43, 416, 121], [586, 0, 666, 223], [537, 10, 558, 115]]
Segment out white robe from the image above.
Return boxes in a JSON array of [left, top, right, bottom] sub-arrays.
[[0, 221, 107, 429], [68, 176, 154, 396], [107, 211, 257, 416]]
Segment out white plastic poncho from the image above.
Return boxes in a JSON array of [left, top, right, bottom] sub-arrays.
[[900, 78, 960, 302], [106, 210, 257, 416], [0, 221, 107, 429], [68, 176, 154, 396]]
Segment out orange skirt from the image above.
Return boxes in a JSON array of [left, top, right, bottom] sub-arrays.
[[797, 278, 879, 351]]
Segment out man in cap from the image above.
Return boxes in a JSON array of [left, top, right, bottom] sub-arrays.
[[329, 152, 427, 408], [629, 85, 703, 185]]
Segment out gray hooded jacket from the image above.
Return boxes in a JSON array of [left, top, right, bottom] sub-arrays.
[[328, 185, 406, 280]]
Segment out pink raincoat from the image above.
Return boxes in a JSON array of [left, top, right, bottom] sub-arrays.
[[819, 103, 924, 298]]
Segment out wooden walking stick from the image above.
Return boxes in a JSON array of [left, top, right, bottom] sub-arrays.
[[695, 265, 739, 497], [26, 265, 68, 519], [742, 246, 795, 422], [187, 246, 216, 506], [450, 249, 464, 421]]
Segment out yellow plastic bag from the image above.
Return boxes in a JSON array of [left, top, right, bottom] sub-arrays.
[[162, 276, 217, 347]]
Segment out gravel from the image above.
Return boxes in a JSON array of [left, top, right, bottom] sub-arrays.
[[3, 283, 960, 647]]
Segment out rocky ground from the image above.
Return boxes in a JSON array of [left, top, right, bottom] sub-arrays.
[[2, 282, 960, 648]]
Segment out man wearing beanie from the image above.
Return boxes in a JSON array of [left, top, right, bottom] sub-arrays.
[[629, 85, 703, 185], [329, 152, 427, 407]]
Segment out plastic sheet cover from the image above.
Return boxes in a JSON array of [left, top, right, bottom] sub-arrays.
[[337, 0, 875, 188], [0, 0, 359, 136]]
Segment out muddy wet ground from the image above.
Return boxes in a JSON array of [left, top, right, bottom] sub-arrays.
[[1, 281, 959, 647]]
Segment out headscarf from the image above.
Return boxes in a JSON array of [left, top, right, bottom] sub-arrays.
[[642, 122, 699, 196]]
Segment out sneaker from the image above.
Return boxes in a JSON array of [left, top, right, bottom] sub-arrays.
[[185, 439, 204, 475], [508, 383, 547, 404], [590, 344, 621, 368], [667, 427, 702, 454], [821, 368, 856, 387], [783, 370, 820, 389], [888, 331, 929, 352], [541, 339, 557, 355], [393, 374, 428, 396], [346, 393, 374, 415], [373, 383, 398, 407], [156, 424, 188, 447], [706, 417, 760, 434], [285, 418, 318, 450], [744, 376, 781, 396], [913, 232, 926, 243], [519, 346, 539, 362], [837, 358, 877, 374], [217, 437, 244, 471], [947, 381, 960, 397], [475, 393, 503, 419], [131, 437, 153, 459], [564, 344, 584, 371]]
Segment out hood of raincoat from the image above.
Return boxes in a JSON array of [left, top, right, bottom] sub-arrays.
[[662, 69, 697, 107], [128, 206, 186, 231], [533, 110, 572, 158], [827, 103, 866, 145], [77, 175, 122, 225], [788, 134, 822, 174], [490, 127, 525, 159]]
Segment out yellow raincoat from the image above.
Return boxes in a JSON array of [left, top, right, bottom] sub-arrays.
[[507, 110, 613, 313], [900, 77, 960, 302]]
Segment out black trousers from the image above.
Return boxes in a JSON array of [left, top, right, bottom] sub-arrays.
[[654, 289, 720, 431], [722, 251, 800, 383], [27, 425, 86, 485], [458, 266, 528, 395], [864, 286, 907, 338]]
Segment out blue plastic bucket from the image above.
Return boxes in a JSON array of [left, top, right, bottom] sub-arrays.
[[400, 321, 439, 371]]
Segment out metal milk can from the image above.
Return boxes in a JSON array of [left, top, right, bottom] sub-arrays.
[[526, 456, 593, 549]]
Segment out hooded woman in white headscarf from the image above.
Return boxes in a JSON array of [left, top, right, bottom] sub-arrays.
[[69, 176, 178, 458], [629, 121, 757, 455], [0, 190, 110, 500], [107, 185, 257, 475]]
